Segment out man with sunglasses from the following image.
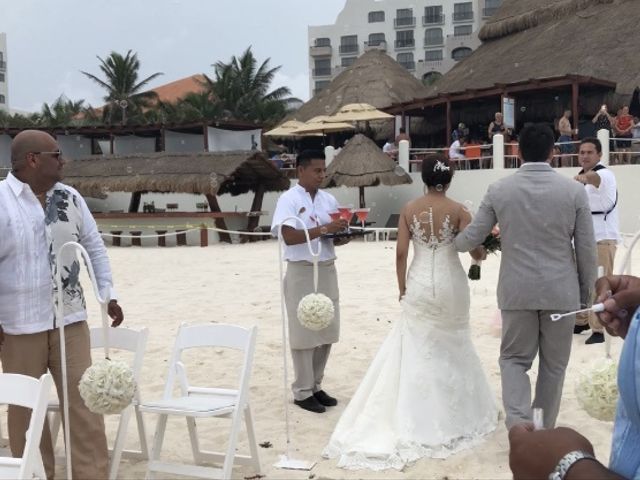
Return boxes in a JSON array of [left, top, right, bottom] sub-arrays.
[[0, 130, 124, 479]]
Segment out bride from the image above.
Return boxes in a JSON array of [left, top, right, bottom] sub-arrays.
[[323, 154, 498, 471]]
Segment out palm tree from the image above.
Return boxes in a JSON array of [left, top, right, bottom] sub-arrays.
[[203, 47, 295, 125], [40, 95, 86, 127], [81, 50, 163, 125]]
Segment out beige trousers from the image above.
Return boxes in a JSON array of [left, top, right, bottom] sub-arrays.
[[576, 240, 617, 333], [0, 321, 108, 480]]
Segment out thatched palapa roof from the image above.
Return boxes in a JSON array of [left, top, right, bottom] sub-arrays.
[[63, 151, 290, 198], [420, 0, 640, 99], [322, 134, 412, 189], [294, 50, 429, 122]]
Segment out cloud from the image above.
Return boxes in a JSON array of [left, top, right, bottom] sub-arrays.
[[273, 71, 310, 103]]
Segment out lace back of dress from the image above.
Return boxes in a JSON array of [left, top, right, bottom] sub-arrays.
[[410, 207, 455, 248]]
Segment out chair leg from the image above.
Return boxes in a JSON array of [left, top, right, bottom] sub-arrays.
[[49, 412, 61, 451], [146, 414, 168, 480], [186, 417, 203, 464], [135, 405, 150, 460], [109, 407, 133, 480], [222, 411, 244, 479], [244, 406, 261, 474]]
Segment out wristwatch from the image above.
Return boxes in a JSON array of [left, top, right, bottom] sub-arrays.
[[320, 226, 328, 235], [548, 450, 597, 480]]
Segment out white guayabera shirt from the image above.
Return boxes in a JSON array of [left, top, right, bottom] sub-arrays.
[[0, 173, 116, 335]]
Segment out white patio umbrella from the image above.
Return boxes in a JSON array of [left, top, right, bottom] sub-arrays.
[[325, 103, 393, 123]]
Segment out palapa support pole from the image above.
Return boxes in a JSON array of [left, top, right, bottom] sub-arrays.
[[359, 186, 366, 209]]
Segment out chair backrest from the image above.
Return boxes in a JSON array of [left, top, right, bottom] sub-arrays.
[[163, 324, 257, 403], [89, 327, 149, 385], [0, 373, 52, 476]]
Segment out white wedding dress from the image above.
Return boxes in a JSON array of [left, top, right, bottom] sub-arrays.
[[323, 211, 498, 471]]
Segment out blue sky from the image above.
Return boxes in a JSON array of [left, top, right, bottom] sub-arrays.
[[1, 0, 345, 111]]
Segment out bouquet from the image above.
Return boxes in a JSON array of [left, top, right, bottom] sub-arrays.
[[297, 293, 334, 331], [468, 227, 501, 280], [575, 357, 618, 422]]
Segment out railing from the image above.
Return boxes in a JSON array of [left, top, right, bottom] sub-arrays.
[[395, 39, 416, 49], [394, 16, 416, 28], [453, 11, 474, 21], [339, 44, 359, 55], [424, 37, 444, 47], [422, 14, 445, 25], [483, 6, 499, 17], [309, 45, 332, 56], [364, 40, 387, 51], [312, 68, 332, 77], [399, 61, 416, 71], [423, 59, 443, 67]]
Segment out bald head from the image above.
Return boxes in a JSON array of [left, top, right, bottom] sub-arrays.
[[11, 130, 57, 172]]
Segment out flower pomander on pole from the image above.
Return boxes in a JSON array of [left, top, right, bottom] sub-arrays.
[[468, 226, 501, 281]]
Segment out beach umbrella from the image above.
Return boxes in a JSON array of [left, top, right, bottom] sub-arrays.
[[291, 117, 355, 136], [264, 120, 310, 138], [326, 103, 393, 123], [321, 133, 412, 208]]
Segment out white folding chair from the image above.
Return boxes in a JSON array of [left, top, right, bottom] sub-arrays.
[[141, 323, 260, 480], [0, 373, 53, 480], [48, 327, 150, 480]]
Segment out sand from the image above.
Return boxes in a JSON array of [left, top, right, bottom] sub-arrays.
[[65, 239, 631, 478]]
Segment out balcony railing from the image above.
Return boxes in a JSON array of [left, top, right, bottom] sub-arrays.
[[453, 11, 474, 22], [339, 44, 359, 55], [364, 40, 387, 51], [424, 60, 443, 67], [312, 68, 332, 77], [483, 6, 499, 17], [394, 16, 416, 28], [0, 61, 6, 70], [422, 14, 445, 25], [399, 61, 416, 71], [395, 39, 416, 49], [309, 45, 332, 56], [424, 37, 444, 47]]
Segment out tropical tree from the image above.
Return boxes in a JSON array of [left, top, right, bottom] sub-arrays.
[[40, 95, 86, 127], [203, 47, 295, 125], [81, 50, 163, 125]]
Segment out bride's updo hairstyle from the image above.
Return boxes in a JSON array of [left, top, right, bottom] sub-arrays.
[[421, 153, 454, 191]]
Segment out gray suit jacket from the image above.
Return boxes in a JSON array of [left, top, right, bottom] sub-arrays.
[[455, 162, 597, 311]]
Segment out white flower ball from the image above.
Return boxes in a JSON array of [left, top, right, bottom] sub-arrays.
[[575, 357, 618, 422], [297, 293, 334, 331], [79, 359, 137, 415]]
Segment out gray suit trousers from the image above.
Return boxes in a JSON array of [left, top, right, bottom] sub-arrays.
[[291, 344, 332, 401], [500, 310, 574, 429]]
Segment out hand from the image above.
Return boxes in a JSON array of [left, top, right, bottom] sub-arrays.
[[574, 174, 588, 184], [326, 219, 349, 234], [333, 237, 351, 246], [470, 246, 487, 261], [108, 300, 124, 327], [509, 424, 595, 480], [595, 275, 640, 338]]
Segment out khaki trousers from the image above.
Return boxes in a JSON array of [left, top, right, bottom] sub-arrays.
[[0, 321, 108, 480], [576, 240, 617, 333]]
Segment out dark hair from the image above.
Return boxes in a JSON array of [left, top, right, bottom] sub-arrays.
[[421, 154, 454, 187], [296, 149, 325, 168], [399, 127, 406, 133], [580, 137, 602, 153], [518, 124, 555, 162]]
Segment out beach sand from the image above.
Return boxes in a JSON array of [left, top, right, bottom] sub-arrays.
[[70, 239, 627, 479]]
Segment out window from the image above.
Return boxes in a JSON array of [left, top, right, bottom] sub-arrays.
[[313, 58, 332, 76], [424, 28, 444, 46], [315, 38, 331, 47], [422, 71, 443, 86], [454, 25, 473, 36], [484, 0, 502, 16], [0, 95, 5, 104], [395, 8, 415, 27], [314, 80, 331, 93], [453, 2, 474, 21], [339, 35, 359, 54], [368, 11, 385, 22], [341, 57, 357, 67], [396, 52, 415, 70], [424, 6, 443, 24], [452, 47, 472, 61], [425, 50, 443, 61], [395, 30, 415, 48], [368, 33, 386, 46], [0, 73, 4, 82]]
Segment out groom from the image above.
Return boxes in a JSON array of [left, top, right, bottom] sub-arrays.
[[455, 124, 597, 429]]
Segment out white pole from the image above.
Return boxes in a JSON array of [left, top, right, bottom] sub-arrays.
[[492, 134, 504, 170], [597, 128, 610, 166], [398, 140, 409, 172], [324, 146, 335, 166]]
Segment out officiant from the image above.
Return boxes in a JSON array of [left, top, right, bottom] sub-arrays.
[[271, 150, 349, 414]]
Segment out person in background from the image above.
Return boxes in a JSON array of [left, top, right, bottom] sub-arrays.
[[557, 110, 577, 167], [614, 105, 634, 164], [488, 112, 509, 141], [448, 135, 467, 169], [592, 104, 615, 159], [395, 127, 410, 147]]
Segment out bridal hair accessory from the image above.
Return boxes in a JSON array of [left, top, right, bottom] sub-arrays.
[[433, 160, 450, 172], [435, 184, 444, 192]]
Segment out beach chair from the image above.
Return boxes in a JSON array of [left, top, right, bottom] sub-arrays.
[[0, 373, 53, 480], [140, 323, 260, 480], [48, 327, 150, 480]]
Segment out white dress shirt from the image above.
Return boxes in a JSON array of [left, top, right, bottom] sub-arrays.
[[0, 173, 117, 335], [271, 184, 339, 262], [449, 140, 465, 159], [585, 163, 620, 242]]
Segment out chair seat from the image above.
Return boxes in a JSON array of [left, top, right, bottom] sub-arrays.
[[0, 457, 23, 480], [141, 396, 235, 416]]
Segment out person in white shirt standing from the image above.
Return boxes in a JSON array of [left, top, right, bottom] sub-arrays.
[[271, 150, 349, 413], [574, 137, 620, 344], [0, 130, 124, 479]]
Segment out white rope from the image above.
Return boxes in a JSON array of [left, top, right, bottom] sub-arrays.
[[99, 226, 274, 239], [276, 217, 320, 461], [55, 241, 110, 480]]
